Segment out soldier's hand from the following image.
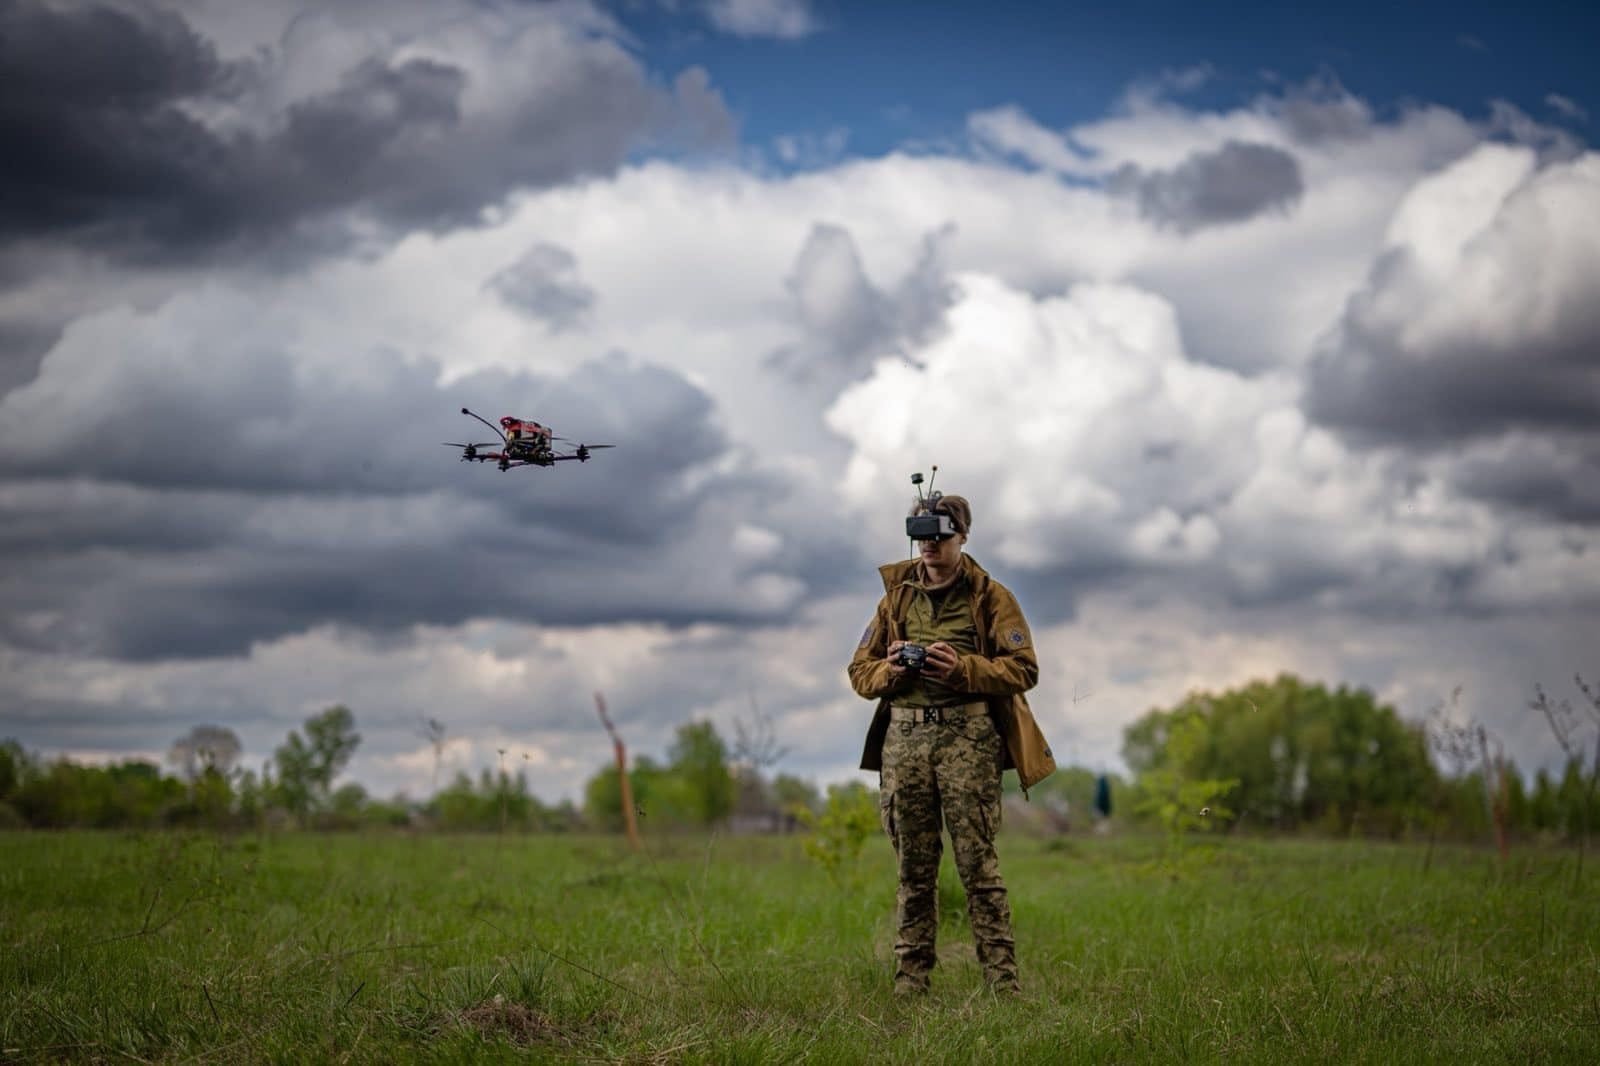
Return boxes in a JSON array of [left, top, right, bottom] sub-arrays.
[[924, 641, 960, 682], [885, 640, 908, 678]]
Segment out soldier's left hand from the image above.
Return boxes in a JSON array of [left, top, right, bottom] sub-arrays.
[[923, 641, 961, 682]]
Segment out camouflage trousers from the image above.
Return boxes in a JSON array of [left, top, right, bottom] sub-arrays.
[[879, 708, 1018, 992]]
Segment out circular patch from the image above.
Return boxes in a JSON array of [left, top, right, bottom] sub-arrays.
[[1007, 628, 1026, 647]]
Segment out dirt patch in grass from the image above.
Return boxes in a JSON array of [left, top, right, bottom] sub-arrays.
[[456, 995, 559, 1047]]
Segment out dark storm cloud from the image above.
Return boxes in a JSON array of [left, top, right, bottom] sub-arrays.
[[0, 696, 209, 750], [0, 314, 65, 394], [0, 330, 804, 659], [1448, 435, 1600, 522], [1305, 271, 1600, 447], [0, 0, 240, 251], [1111, 141, 1304, 232], [487, 243, 596, 331], [0, 0, 733, 262]]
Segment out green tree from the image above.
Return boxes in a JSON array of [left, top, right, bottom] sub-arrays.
[[332, 782, 368, 814], [668, 721, 735, 825], [1131, 714, 1240, 853], [1123, 675, 1435, 836], [1558, 758, 1588, 840], [236, 768, 264, 829], [188, 769, 236, 827], [583, 754, 692, 828], [0, 738, 28, 801], [773, 773, 821, 818], [1502, 761, 1530, 835], [1530, 768, 1560, 832], [273, 705, 360, 821], [168, 725, 242, 783]]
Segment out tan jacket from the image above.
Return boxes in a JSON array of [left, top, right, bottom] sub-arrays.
[[849, 554, 1057, 792]]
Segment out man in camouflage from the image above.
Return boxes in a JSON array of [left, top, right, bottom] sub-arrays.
[[848, 492, 1055, 996]]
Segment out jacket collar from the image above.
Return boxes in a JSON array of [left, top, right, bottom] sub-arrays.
[[879, 552, 992, 594]]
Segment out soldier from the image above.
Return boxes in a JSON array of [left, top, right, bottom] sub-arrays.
[[848, 491, 1055, 996]]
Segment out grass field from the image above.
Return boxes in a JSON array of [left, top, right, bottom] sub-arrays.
[[3, 828, 1597, 1063]]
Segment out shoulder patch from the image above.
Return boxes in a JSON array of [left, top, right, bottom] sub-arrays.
[[859, 623, 875, 648], [1007, 628, 1027, 647]]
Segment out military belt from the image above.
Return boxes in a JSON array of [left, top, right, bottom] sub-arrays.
[[889, 702, 988, 725]]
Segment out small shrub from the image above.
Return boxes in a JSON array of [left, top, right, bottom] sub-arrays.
[[795, 783, 879, 884]]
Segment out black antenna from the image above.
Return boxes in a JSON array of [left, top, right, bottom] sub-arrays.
[[908, 468, 942, 559], [461, 406, 504, 441]]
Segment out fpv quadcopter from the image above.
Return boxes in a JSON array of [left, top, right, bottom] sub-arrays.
[[445, 407, 615, 471]]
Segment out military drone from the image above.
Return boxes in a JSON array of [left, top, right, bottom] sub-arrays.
[[445, 407, 615, 472]]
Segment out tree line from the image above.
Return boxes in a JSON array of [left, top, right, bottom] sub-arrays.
[[0, 707, 795, 833], [1103, 673, 1600, 844], [2, 673, 1596, 842]]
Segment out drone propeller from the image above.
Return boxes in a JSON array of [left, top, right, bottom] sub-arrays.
[[573, 443, 615, 462], [443, 441, 499, 461]]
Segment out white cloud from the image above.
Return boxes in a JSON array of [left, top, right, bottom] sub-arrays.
[[968, 106, 1090, 174], [1308, 145, 1600, 447], [705, 0, 818, 40], [824, 274, 1281, 573], [1545, 93, 1589, 123]]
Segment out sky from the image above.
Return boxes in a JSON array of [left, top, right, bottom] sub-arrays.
[[2, 0, 1598, 804]]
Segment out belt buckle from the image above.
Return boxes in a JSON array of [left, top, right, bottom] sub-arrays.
[[921, 706, 943, 724]]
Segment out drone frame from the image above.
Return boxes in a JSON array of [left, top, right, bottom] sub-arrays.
[[445, 407, 614, 471]]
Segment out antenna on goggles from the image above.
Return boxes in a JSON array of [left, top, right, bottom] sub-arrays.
[[907, 465, 941, 557]]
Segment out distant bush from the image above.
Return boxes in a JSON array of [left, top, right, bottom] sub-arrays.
[[796, 782, 879, 884], [0, 801, 25, 831]]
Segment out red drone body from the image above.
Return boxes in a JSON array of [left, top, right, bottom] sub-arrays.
[[445, 407, 615, 471]]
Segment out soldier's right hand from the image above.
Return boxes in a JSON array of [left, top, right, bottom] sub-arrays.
[[885, 640, 908, 678]]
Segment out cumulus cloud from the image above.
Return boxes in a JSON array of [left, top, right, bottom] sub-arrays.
[[1270, 74, 1375, 144], [1307, 145, 1600, 444], [705, 0, 818, 40], [825, 275, 1262, 593], [0, 278, 836, 658], [0, 0, 735, 396], [769, 221, 957, 383], [486, 242, 596, 331], [0, 0, 733, 262], [967, 105, 1090, 173], [826, 271, 1600, 621]]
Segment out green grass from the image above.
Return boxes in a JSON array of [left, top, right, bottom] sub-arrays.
[[2, 830, 1597, 1063]]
